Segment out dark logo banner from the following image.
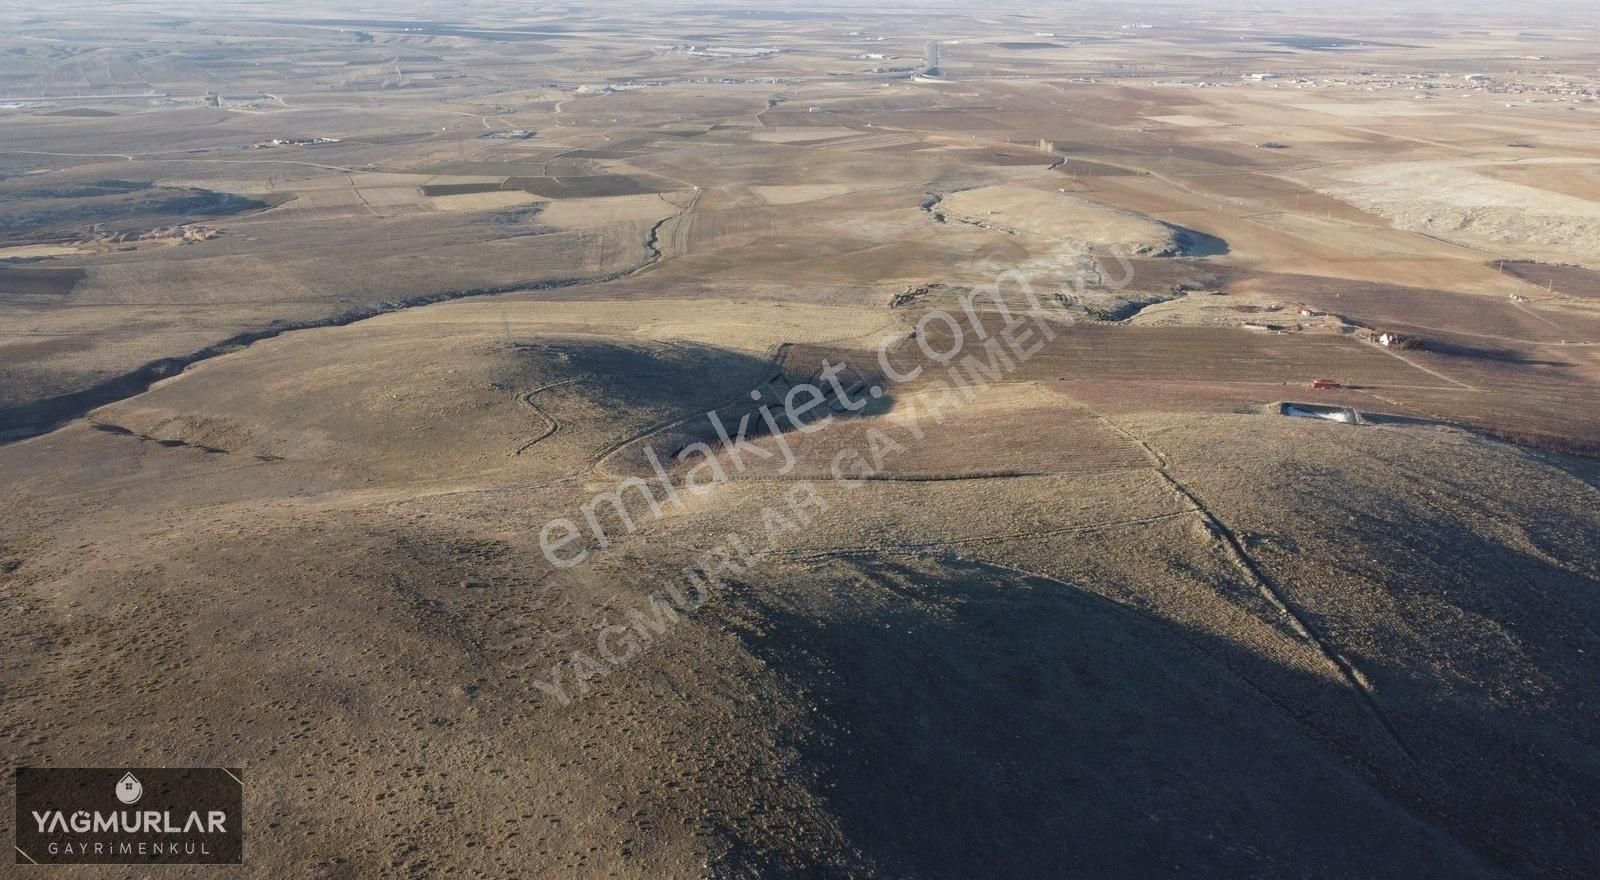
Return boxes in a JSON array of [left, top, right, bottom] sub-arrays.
[[14, 768, 243, 865]]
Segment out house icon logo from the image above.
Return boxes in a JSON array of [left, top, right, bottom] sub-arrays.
[[116, 772, 143, 805]]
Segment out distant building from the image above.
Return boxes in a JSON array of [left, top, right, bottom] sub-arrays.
[[1374, 332, 1422, 350], [266, 137, 339, 147]]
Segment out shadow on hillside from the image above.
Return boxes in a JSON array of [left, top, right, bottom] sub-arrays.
[[1424, 338, 1572, 368], [496, 338, 780, 417], [1161, 222, 1231, 258], [559, 339, 898, 479], [714, 552, 1600, 879]]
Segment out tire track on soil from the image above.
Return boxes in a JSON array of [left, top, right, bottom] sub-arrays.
[[512, 378, 580, 456], [1080, 403, 1420, 762]]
